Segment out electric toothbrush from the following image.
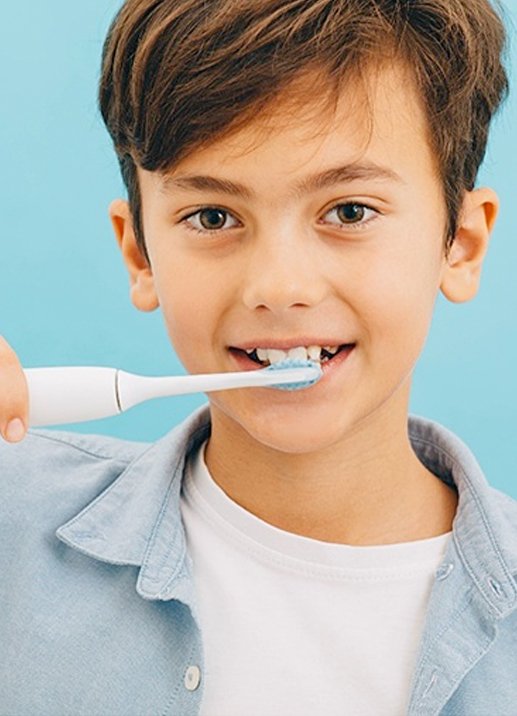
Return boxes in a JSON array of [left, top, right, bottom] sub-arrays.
[[23, 359, 322, 428]]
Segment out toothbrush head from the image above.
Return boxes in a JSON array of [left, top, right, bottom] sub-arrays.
[[264, 358, 322, 391]]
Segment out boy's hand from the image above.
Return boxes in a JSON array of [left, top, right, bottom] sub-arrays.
[[0, 336, 28, 443]]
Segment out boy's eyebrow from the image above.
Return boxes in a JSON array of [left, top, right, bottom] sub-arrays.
[[160, 161, 405, 199]]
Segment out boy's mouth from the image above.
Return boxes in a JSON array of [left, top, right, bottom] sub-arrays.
[[229, 343, 355, 368]]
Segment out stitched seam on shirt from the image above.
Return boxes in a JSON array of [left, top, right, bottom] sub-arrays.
[[416, 635, 492, 712], [410, 435, 516, 614], [140, 497, 186, 589], [183, 473, 447, 583], [140, 424, 209, 588], [161, 643, 200, 716], [413, 585, 475, 671], [55, 532, 142, 567], [26, 429, 140, 464], [409, 586, 492, 710]]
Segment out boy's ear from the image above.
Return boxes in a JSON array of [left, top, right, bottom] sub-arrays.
[[109, 199, 159, 312], [440, 188, 499, 303]]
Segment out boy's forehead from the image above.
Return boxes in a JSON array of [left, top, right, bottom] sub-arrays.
[[148, 61, 436, 193]]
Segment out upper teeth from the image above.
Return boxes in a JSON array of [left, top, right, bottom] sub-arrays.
[[246, 345, 340, 364]]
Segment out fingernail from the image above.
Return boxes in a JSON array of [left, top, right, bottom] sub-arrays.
[[5, 418, 25, 443]]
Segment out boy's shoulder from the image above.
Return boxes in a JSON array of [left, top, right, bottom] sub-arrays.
[[0, 428, 151, 524], [0, 407, 210, 529], [0, 426, 151, 480]]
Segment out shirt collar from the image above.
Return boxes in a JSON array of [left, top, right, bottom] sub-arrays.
[[57, 409, 517, 618], [409, 416, 517, 618], [56, 404, 211, 610]]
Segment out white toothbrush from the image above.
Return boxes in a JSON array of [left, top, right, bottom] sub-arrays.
[[23, 360, 322, 427]]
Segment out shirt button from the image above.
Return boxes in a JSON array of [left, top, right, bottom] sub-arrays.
[[184, 665, 201, 692], [435, 562, 454, 581]]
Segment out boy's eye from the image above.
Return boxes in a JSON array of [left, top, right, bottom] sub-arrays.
[[183, 207, 238, 233], [322, 203, 378, 228]]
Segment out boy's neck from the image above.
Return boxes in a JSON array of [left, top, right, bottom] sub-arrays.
[[203, 403, 458, 547]]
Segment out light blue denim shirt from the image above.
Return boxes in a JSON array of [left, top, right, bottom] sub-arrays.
[[1, 405, 516, 716]]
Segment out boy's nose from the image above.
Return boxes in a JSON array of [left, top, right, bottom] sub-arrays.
[[241, 235, 328, 313]]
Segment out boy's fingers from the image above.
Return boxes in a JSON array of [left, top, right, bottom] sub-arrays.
[[0, 335, 29, 442]]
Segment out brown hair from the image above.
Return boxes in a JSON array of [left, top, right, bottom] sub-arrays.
[[99, 0, 509, 264]]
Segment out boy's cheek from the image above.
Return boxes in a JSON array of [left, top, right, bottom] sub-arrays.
[[159, 302, 220, 372]]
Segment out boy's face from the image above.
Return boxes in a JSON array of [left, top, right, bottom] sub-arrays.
[[113, 63, 495, 455]]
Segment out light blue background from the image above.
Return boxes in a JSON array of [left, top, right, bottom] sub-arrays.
[[1, 2, 516, 494]]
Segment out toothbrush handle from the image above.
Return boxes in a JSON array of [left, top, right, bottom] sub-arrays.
[[24, 367, 120, 427], [24, 366, 241, 428], [24, 364, 319, 427]]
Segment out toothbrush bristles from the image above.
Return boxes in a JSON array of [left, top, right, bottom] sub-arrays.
[[264, 358, 322, 391]]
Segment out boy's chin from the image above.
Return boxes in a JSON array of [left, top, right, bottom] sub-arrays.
[[209, 393, 364, 455], [241, 416, 348, 456]]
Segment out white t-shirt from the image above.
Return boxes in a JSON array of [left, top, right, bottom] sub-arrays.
[[180, 442, 452, 716]]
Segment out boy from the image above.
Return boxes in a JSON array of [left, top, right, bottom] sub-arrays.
[[0, 0, 515, 714]]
